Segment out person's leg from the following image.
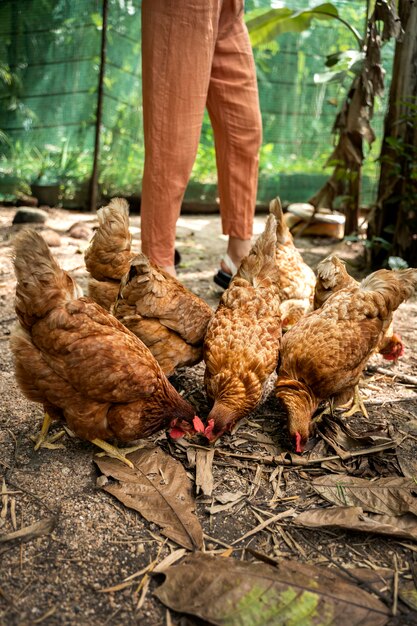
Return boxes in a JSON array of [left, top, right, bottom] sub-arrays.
[[141, 0, 220, 273], [206, 0, 262, 276]]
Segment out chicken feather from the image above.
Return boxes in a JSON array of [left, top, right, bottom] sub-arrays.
[[113, 254, 213, 377], [315, 254, 404, 360], [269, 197, 316, 329], [11, 230, 199, 449], [277, 267, 417, 452], [203, 214, 282, 441]]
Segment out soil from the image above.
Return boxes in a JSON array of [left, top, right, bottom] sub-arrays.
[[1, 205, 417, 626]]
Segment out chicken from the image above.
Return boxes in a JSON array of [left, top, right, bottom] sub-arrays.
[[85, 198, 213, 375], [84, 197, 134, 310], [203, 214, 282, 442], [313, 254, 358, 310], [269, 197, 316, 330], [314, 254, 405, 361], [276, 267, 417, 453], [113, 254, 213, 377], [10, 230, 202, 467]]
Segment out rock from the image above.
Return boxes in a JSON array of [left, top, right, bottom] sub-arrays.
[[41, 229, 61, 247], [68, 222, 93, 241], [16, 194, 39, 207], [12, 207, 48, 225]]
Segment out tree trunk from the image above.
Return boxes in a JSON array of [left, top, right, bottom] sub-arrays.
[[368, 0, 417, 268]]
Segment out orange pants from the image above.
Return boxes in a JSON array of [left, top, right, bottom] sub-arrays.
[[140, 0, 262, 267]]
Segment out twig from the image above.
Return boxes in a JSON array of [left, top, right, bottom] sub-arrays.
[[201, 440, 396, 468], [366, 365, 417, 387], [392, 554, 399, 616], [203, 533, 233, 550], [33, 607, 57, 624], [231, 508, 295, 545]]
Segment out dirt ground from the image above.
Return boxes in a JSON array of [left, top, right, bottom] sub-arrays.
[[1, 205, 417, 626]]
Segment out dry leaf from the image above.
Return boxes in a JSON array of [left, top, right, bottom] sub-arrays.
[[0, 517, 56, 545], [295, 506, 417, 542], [195, 448, 214, 496], [312, 476, 417, 516], [397, 449, 417, 479], [399, 581, 417, 611], [154, 553, 389, 625], [316, 414, 394, 458], [95, 446, 203, 551], [216, 491, 246, 505]]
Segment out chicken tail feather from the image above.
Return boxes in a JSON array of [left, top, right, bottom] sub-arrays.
[[84, 197, 132, 281], [269, 196, 291, 245], [361, 268, 417, 311], [13, 229, 82, 329], [237, 214, 277, 285]]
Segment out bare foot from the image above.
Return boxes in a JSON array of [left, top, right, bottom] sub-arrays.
[[221, 237, 252, 274]]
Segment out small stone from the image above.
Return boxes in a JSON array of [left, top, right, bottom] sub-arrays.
[[68, 222, 93, 240], [16, 194, 39, 207], [96, 475, 109, 488], [41, 229, 61, 247], [12, 207, 48, 224]]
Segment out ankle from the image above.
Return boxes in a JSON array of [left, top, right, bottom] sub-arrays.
[[226, 237, 252, 268]]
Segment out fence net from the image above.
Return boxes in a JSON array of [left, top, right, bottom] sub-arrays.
[[0, 0, 392, 208]]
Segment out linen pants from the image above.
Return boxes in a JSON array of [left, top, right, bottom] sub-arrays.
[[140, 0, 262, 268]]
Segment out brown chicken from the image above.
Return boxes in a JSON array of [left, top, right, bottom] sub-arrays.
[[85, 198, 213, 375], [11, 230, 203, 467], [276, 267, 417, 453], [269, 197, 316, 330], [314, 254, 404, 360], [203, 214, 282, 442], [84, 197, 134, 310], [113, 254, 213, 377]]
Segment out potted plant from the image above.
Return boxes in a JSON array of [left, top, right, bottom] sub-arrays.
[[30, 139, 87, 206]]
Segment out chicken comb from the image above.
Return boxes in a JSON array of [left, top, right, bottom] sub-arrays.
[[193, 415, 205, 433], [295, 432, 303, 454]]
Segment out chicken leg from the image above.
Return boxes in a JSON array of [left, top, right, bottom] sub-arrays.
[[91, 438, 144, 469], [32, 412, 66, 450], [342, 385, 369, 419]]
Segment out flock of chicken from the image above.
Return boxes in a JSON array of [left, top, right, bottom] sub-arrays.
[[10, 197, 417, 466]]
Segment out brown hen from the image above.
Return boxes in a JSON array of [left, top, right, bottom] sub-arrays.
[[85, 198, 213, 375], [203, 214, 282, 442], [314, 254, 404, 360], [269, 197, 316, 330], [11, 230, 201, 466], [113, 254, 213, 377], [276, 267, 417, 453], [84, 197, 134, 310]]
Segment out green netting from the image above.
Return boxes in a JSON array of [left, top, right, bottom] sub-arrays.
[[0, 0, 392, 208]]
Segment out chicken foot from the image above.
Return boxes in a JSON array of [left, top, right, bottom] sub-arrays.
[[91, 438, 144, 469], [341, 385, 369, 419], [32, 412, 66, 450]]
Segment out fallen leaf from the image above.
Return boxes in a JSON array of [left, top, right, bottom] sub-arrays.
[[195, 448, 214, 496], [0, 517, 56, 545], [154, 553, 389, 625], [295, 506, 417, 541], [95, 446, 203, 551], [399, 581, 417, 611], [208, 497, 246, 516], [397, 443, 417, 479], [316, 414, 394, 458], [216, 491, 246, 505], [312, 476, 417, 516]]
